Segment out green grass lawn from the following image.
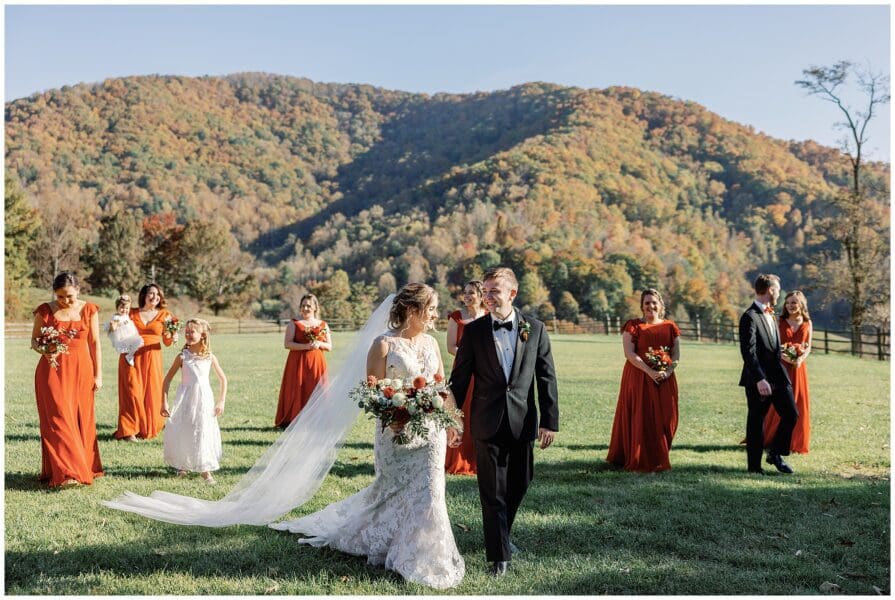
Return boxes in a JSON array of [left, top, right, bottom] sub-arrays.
[[5, 331, 890, 594]]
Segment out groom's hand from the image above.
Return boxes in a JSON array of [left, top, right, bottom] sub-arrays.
[[538, 428, 556, 449]]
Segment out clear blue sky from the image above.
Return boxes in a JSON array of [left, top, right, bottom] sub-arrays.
[[5, 4, 891, 161]]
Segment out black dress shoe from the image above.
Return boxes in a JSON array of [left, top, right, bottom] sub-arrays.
[[509, 541, 521, 555], [489, 561, 509, 576], [766, 453, 794, 474]]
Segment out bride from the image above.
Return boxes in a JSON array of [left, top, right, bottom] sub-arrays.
[[104, 283, 466, 589]]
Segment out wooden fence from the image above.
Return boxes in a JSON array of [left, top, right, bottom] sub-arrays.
[[6, 316, 889, 360]]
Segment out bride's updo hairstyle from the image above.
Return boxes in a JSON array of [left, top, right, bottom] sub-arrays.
[[389, 283, 436, 329]]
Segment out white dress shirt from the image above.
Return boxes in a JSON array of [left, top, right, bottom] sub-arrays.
[[491, 310, 517, 382], [754, 300, 778, 345]]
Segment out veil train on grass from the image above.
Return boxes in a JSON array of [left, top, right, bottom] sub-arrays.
[[103, 295, 395, 527]]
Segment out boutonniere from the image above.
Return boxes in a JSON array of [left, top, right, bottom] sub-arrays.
[[763, 305, 775, 315], [519, 321, 532, 342]]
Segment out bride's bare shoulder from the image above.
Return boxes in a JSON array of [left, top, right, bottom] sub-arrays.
[[370, 332, 396, 355]]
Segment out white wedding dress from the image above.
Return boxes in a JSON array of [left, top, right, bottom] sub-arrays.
[[270, 334, 465, 589]]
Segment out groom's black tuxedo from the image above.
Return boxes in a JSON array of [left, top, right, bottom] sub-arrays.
[[738, 302, 798, 471], [450, 311, 559, 562]]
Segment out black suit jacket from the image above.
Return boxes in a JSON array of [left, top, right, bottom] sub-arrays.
[[450, 312, 559, 442], [738, 302, 791, 389]]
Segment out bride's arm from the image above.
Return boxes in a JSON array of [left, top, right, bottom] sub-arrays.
[[368, 336, 406, 432], [366, 335, 388, 378]]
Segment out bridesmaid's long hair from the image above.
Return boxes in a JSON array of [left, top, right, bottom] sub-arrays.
[[389, 283, 436, 330], [781, 291, 810, 321], [138, 283, 167, 309], [640, 288, 666, 319], [183, 318, 211, 358]]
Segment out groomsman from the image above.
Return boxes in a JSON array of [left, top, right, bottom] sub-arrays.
[[739, 273, 798, 474], [450, 267, 559, 577]]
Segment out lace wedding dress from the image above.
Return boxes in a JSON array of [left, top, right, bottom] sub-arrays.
[[270, 334, 465, 589]]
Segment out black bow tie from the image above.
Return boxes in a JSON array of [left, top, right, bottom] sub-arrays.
[[493, 320, 513, 332]]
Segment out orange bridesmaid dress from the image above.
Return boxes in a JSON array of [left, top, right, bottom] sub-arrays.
[[33, 302, 104, 486], [445, 310, 477, 475], [763, 318, 811, 453], [116, 307, 173, 440], [275, 320, 329, 428], [606, 319, 681, 473]]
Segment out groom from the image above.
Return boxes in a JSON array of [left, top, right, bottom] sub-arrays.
[[450, 267, 559, 577], [739, 273, 798, 474]]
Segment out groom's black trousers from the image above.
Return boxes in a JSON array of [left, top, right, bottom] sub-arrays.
[[745, 384, 798, 471], [474, 418, 534, 562]]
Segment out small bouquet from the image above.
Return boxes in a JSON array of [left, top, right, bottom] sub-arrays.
[[782, 342, 807, 362], [644, 346, 676, 374], [350, 373, 463, 444], [35, 326, 78, 369], [163, 316, 182, 342], [307, 324, 328, 345]]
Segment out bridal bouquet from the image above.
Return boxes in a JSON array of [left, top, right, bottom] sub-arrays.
[[644, 346, 675, 373], [35, 326, 79, 369], [163, 316, 182, 342], [782, 342, 807, 362], [350, 373, 463, 444]]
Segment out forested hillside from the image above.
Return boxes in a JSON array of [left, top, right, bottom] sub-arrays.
[[5, 73, 889, 324]]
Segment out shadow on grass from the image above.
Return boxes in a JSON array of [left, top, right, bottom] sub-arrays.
[[5, 472, 49, 492], [340, 442, 375, 451], [220, 425, 282, 433], [4, 433, 40, 443], [671, 443, 745, 453], [99, 466, 253, 479], [224, 439, 284, 447], [4, 526, 406, 593], [6, 472, 888, 595]]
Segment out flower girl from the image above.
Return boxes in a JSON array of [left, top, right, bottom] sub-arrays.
[[107, 295, 143, 366], [160, 319, 228, 484]]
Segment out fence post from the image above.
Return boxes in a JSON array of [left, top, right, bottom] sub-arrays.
[[615, 316, 621, 335], [823, 329, 829, 354], [695, 316, 701, 342], [714, 318, 720, 343], [878, 327, 884, 361], [604, 315, 610, 335]]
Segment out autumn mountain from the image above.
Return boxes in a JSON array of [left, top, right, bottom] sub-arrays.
[[5, 73, 889, 323]]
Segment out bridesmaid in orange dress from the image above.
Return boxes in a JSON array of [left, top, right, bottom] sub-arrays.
[[31, 272, 104, 487], [445, 280, 488, 475], [275, 294, 332, 428], [606, 289, 681, 473], [763, 291, 812, 453], [115, 283, 176, 440]]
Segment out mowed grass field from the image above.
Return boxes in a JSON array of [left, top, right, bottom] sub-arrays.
[[4, 330, 890, 594]]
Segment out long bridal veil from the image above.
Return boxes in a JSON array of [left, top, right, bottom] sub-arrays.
[[103, 295, 395, 527]]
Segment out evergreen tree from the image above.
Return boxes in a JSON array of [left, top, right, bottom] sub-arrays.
[[87, 208, 145, 294], [4, 174, 40, 317], [176, 220, 256, 315]]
